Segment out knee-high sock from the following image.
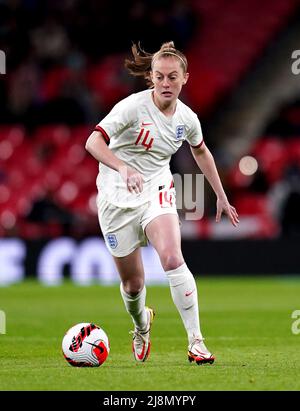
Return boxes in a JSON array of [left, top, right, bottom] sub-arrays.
[[120, 283, 148, 331], [165, 263, 203, 344]]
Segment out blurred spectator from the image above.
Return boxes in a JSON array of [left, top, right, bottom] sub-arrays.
[[127, 0, 198, 51], [247, 168, 270, 194], [267, 162, 300, 237], [30, 15, 70, 69], [264, 99, 300, 137], [279, 164, 300, 238], [26, 189, 75, 236], [169, 0, 198, 50], [0, 61, 41, 129], [0, 0, 199, 130]]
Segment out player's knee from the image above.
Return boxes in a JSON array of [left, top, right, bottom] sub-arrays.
[[161, 251, 184, 271], [122, 279, 144, 296]]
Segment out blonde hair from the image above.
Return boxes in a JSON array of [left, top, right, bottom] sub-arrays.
[[124, 41, 188, 87]]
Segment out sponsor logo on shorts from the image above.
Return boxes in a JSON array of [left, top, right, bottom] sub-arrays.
[[175, 125, 185, 139], [106, 234, 118, 249]]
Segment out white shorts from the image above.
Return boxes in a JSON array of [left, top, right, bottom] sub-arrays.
[[97, 185, 178, 257]]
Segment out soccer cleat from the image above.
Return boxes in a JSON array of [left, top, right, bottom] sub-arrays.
[[130, 307, 155, 362], [188, 338, 215, 365]]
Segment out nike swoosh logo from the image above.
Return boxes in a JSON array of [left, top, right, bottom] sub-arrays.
[[85, 341, 104, 353], [141, 122, 153, 126], [185, 289, 195, 297], [137, 342, 146, 360]]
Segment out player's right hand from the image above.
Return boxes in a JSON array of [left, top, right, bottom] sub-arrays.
[[119, 165, 144, 194]]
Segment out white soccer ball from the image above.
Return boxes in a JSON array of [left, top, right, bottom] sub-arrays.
[[62, 322, 110, 367]]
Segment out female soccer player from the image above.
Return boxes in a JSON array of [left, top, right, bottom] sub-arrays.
[[85, 41, 239, 365]]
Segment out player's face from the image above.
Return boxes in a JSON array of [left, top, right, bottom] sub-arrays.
[[151, 57, 189, 105]]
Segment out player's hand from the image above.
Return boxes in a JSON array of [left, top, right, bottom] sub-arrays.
[[119, 165, 144, 194], [216, 197, 239, 227]]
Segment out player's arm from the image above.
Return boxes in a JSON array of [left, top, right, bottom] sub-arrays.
[[85, 130, 143, 193], [85, 130, 124, 172], [191, 142, 239, 227]]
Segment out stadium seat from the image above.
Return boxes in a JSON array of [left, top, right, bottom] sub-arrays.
[[251, 137, 289, 183], [41, 67, 77, 100], [86, 55, 131, 108], [0, 125, 25, 147], [33, 125, 71, 147], [233, 193, 270, 216], [286, 138, 300, 164], [187, 0, 297, 113], [71, 125, 94, 145]]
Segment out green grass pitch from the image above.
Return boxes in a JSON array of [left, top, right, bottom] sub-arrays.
[[0, 276, 300, 391]]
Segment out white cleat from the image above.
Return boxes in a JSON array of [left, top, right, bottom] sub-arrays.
[[130, 307, 155, 362], [188, 338, 215, 365]]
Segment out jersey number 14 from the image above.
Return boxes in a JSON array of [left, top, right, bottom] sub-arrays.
[[135, 128, 154, 151]]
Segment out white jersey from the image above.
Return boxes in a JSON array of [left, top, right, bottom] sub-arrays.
[[95, 89, 203, 208]]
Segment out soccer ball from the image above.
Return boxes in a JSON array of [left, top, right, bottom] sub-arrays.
[[62, 322, 110, 367]]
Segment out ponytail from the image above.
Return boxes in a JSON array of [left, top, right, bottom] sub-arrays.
[[124, 41, 188, 87]]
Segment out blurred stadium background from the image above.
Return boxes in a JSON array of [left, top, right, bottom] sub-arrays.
[[0, 0, 300, 286]]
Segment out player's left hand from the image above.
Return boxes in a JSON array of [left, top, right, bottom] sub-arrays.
[[216, 197, 239, 227]]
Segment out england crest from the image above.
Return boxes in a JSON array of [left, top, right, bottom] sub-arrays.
[[175, 125, 185, 139], [106, 234, 118, 249]]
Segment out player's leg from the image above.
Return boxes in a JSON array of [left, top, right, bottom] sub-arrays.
[[145, 214, 200, 338], [98, 198, 154, 362], [145, 214, 214, 364], [114, 248, 154, 362], [113, 247, 148, 331], [98, 197, 148, 331]]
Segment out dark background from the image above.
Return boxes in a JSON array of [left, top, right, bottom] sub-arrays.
[[0, 0, 300, 279]]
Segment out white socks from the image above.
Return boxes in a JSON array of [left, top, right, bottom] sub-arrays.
[[165, 263, 203, 344], [119, 263, 203, 344], [120, 283, 148, 331]]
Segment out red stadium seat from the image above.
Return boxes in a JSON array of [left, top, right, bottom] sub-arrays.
[[33, 125, 71, 147], [251, 138, 289, 183], [71, 125, 94, 145], [0, 125, 25, 146], [41, 67, 76, 100], [187, 0, 297, 113], [233, 193, 270, 216], [86, 55, 131, 108], [286, 138, 300, 165]]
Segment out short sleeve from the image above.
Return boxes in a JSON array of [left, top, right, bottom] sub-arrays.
[[94, 95, 137, 143], [186, 113, 204, 148]]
